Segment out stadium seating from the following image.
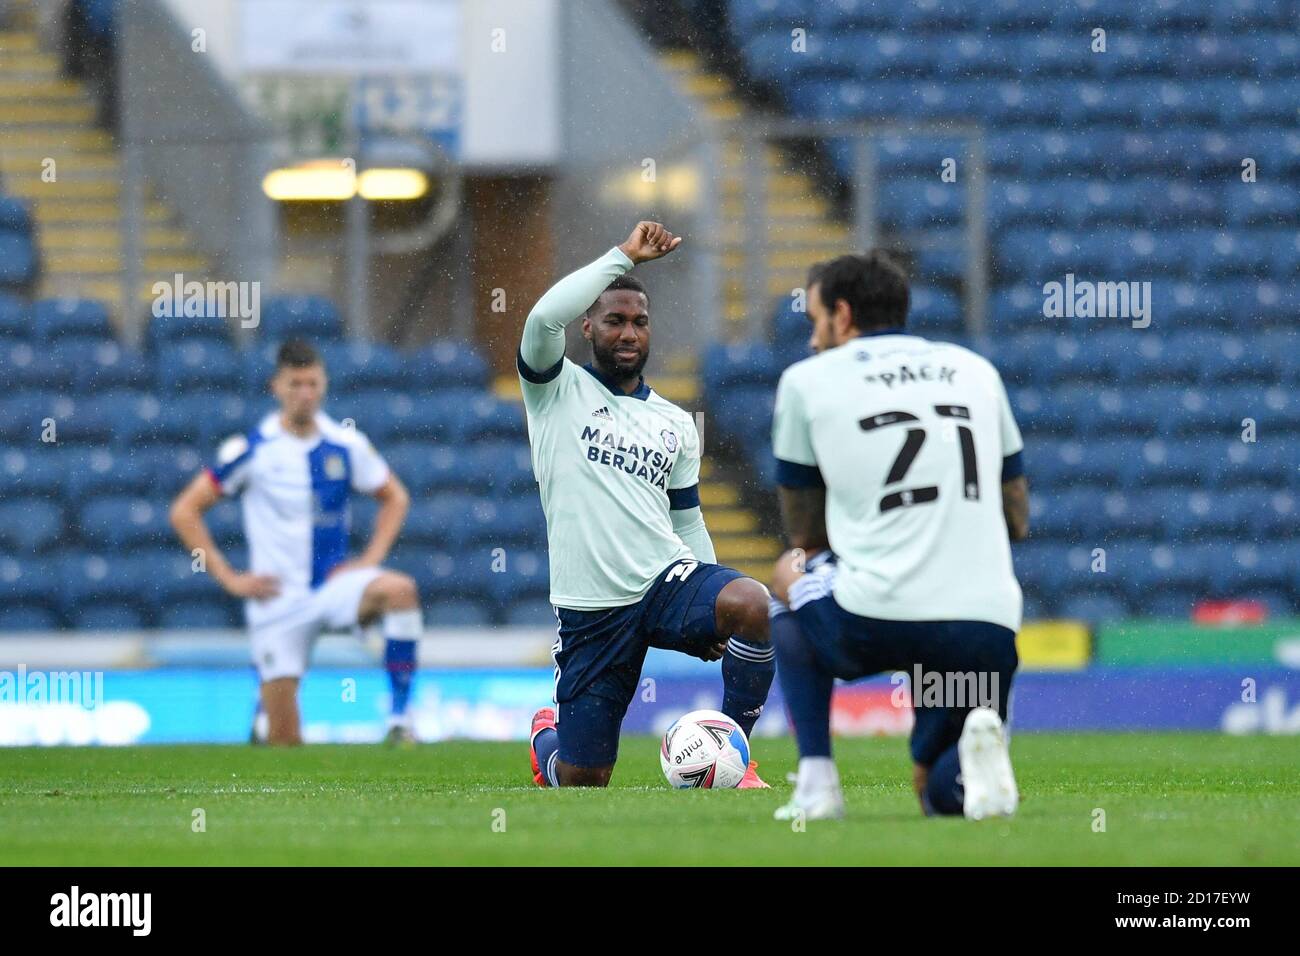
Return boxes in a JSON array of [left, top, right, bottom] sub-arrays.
[[0, 283, 541, 630], [703, 0, 1300, 619]]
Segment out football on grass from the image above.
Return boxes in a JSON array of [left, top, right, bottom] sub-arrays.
[[660, 709, 750, 789]]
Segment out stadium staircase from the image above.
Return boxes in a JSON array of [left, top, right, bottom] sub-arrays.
[[655, 48, 857, 580], [661, 48, 850, 326], [0, 0, 208, 321]]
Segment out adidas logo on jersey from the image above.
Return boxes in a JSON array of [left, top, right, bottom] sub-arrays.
[[591, 406, 612, 420]]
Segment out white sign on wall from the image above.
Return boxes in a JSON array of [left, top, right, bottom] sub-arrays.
[[239, 0, 460, 75]]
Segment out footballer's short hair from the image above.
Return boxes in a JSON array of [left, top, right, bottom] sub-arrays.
[[275, 339, 323, 370], [588, 273, 649, 316], [808, 250, 910, 332]]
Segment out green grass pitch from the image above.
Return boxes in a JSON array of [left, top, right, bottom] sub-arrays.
[[2, 734, 1297, 865]]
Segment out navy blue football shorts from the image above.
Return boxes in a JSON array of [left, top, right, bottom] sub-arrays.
[[786, 558, 1018, 768], [551, 559, 745, 768]]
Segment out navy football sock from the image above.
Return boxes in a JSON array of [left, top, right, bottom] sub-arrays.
[[533, 727, 560, 787], [721, 636, 775, 740], [771, 609, 833, 757], [924, 744, 964, 816]]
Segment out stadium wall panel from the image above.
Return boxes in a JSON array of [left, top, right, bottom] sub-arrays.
[[3, 666, 1298, 746]]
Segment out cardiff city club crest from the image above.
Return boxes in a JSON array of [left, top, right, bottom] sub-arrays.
[[324, 453, 346, 480], [660, 429, 678, 452]]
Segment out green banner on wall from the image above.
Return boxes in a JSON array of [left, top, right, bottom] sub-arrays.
[[1096, 619, 1300, 666]]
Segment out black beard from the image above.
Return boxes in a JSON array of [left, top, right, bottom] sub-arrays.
[[592, 340, 648, 385]]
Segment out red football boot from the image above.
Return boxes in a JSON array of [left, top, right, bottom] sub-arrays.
[[529, 707, 557, 787], [738, 760, 771, 789]]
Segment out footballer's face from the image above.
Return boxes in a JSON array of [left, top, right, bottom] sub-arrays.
[[585, 289, 650, 383], [806, 281, 853, 354], [272, 362, 326, 427]]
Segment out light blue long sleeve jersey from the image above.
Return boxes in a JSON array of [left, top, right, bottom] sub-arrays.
[[517, 246, 717, 610]]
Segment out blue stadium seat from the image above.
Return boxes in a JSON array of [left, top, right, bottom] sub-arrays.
[[1009, 540, 1078, 596], [1242, 32, 1300, 77], [67, 340, 152, 392], [1216, 440, 1296, 487], [504, 598, 558, 627], [0, 196, 33, 233], [157, 602, 239, 629], [1210, 0, 1291, 29], [63, 447, 154, 500], [193, 393, 266, 446], [348, 391, 447, 445], [60, 553, 150, 615], [206, 497, 244, 548], [404, 496, 475, 547], [404, 341, 490, 390], [146, 312, 232, 349], [389, 547, 497, 602], [0, 292, 29, 340], [0, 498, 63, 551], [109, 393, 204, 448], [471, 442, 536, 494], [41, 395, 116, 446], [320, 341, 405, 394], [0, 605, 62, 631], [1058, 592, 1130, 625], [0, 555, 59, 610], [487, 550, 550, 604], [704, 342, 782, 391], [425, 599, 493, 627], [0, 446, 63, 499], [462, 397, 527, 443], [1158, 489, 1251, 539], [71, 603, 147, 631], [878, 179, 964, 230], [144, 548, 227, 605], [0, 232, 37, 291], [978, 0, 1058, 31], [0, 341, 73, 390], [258, 294, 343, 342], [78, 496, 172, 549], [1028, 489, 1094, 539], [133, 445, 206, 499], [156, 341, 244, 394], [32, 299, 111, 342], [1247, 488, 1297, 537]]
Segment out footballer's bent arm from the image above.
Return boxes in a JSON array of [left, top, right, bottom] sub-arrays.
[[519, 246, 634, 378], [169, 473, 248, 594], [778, 484, 830, 556], [357, 473, 410, 566], [1002, 475, 1030, 541]]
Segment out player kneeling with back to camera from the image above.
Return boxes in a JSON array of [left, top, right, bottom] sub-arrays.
[[768, 250, 1029, 821], [169, 339, 423, 746], [518, 221, 774, 789]]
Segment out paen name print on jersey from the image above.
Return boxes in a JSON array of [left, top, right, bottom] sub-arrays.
[[862, 363, 958, 389]]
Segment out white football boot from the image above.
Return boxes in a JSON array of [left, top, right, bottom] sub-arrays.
[[773, 758, 845, 822], [958, 707, 1019, 820]]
